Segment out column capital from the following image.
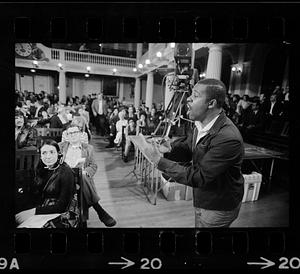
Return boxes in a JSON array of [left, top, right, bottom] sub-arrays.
[[208, 43, 224, 52], [147, 71, 154, 76]]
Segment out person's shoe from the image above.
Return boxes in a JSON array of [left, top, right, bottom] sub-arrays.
[[93, 203, 117, 227], [98, 211, 116, 227]]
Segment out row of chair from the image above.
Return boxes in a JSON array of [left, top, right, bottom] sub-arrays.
[[15, 128, 86, 228]]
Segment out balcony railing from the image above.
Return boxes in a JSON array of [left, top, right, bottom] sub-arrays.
[[51, 50, 60, 60], [50, 49, 136, 68]]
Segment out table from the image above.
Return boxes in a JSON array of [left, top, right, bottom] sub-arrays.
[[129, 136, 289, 205], [243, 143, 288, 192]]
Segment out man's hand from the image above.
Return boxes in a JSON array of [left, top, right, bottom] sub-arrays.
[[139, 133, 161, 165], [157, 137, 172, 154]]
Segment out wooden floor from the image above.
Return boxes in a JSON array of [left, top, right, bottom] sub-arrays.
[[87, 135, 289, 228]]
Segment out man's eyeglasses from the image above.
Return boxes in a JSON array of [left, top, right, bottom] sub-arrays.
[[67, 131, 80, 135]]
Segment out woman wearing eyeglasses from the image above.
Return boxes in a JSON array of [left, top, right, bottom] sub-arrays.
[[59, 122, 116, 227], [61, 115, 89, 144]]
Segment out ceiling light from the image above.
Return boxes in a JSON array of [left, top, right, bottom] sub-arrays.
[[156, 51, 162, 58], [113, 68, 117, 73], [58, 63, 62, 67], [86, 66, 91, 71], [138, 63, 143, 69], [231, 66, 237, 72], [85, 74, 90, 77], [33, 61, 38, 65], [30, 69, 36, 73], [133, 68, 137, 72], [145, 59, 150, 65], [170, 43, 176, 48]]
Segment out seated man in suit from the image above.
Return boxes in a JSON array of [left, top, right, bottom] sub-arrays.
[[239, 100, 265, 140], [36, 106, 70, 130], [59, 123, 116, 227]]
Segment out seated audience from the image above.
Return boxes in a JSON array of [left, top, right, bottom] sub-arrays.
[[259, 93, 271, 115], [106, 107, 119, 148], [37, 106, 70, 130], [126, 105, 137, 122], [15, 110, 38, 149], [238, 100, 265, 140], [148, 108, 159, 134], [114, 110, 128, 147], [60, 123, 116, 227], [15, 139, 75, 227], [136, 112, 149, 135], [61, 115, 89, 144], [123, 118, 136, 163]]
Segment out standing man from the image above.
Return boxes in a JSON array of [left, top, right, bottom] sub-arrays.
[[91, 92, 108, 136], [140, 78, 245, 227]]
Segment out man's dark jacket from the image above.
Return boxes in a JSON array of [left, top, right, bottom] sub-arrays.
[[158, 111, 244, 211]]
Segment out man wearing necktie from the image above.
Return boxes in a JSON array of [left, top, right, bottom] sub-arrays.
[[140, 78, 245, 227], [91, 92, 107, 136]]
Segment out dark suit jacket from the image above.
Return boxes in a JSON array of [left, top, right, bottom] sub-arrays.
[[158, 111, 245, 211], [269, 101, 283, 119], [243, 109, 265, 129], [37, 115, 70, 130]]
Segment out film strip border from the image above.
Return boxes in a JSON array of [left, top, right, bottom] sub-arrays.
[[13, 16, 290, 42], [5, 229, 298, 270], [1, 2, 298, 270]]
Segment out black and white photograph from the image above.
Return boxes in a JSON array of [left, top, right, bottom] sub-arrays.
[[14, 42, 289, 228]]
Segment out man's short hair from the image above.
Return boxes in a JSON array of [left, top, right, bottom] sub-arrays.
[[196, 78, 226, 108]]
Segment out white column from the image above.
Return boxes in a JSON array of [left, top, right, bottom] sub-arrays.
[[119, 78, 124, 102], [145, 72, 154, 109], [134, 77, 141, 110], [165, 74, 175, 110], [15, 73, 21, 91], [282, 55, 289, 89], [59, 71, 66, 105], [136, 43, 143, 66], [206, 44, 223, 80], [228, 69, 235, 94], [148, 43, 155, 60]]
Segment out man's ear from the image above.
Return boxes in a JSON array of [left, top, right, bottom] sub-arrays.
[[207, 99, 216, 109]]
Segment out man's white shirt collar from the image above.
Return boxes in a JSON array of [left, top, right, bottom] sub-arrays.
[[195, 114, 220, 144]]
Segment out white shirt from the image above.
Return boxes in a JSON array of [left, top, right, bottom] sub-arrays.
[[98, 99, 103, 115], [57, 114, 67, 124], [194, 114, 220, 145], [35, 105, 43, 118], [269, 102, 275, 115], [64, 145, 82, 168]]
